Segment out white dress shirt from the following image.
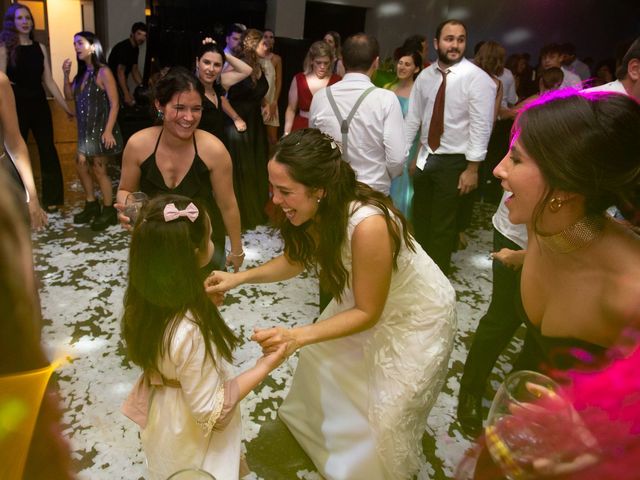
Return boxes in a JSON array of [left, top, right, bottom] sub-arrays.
[[498, 68, 518, 108], [493, 191, 528, 249], [405, 57, 496, 168], [560, 66, 582, 88], [567, 58, 591, 81], [310, 73, 406, 195], [584, 79, 628, 94]]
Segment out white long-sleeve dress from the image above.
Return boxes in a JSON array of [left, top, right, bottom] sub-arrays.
[[123, 314, 242, 480], [278, 203, 457, 479]]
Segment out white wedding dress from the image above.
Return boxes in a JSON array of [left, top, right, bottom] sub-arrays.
[[279, 203, 457, 479]]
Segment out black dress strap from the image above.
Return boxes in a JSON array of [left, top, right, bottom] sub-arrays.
[[153, 128, 163, 153], [192, 133, 198, 156]]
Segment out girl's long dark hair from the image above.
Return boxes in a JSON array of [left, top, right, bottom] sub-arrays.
[[274, 129, 415, 301], [72, 31, 107, 89], [0, 3, 34, 67], [121, 195, 238, 372]]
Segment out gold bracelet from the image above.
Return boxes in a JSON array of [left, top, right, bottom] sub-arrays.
[[227, 251, 245, 258]]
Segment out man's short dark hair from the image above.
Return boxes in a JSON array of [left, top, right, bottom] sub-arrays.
[[131, 22, 147, 34], [434, 19, 467, 41], [540, 67, 564, 90], [540, 43, 563, 58], [617, 36, 640, 80], [342, 33, 379, 72], [226, 24, 245, 37]]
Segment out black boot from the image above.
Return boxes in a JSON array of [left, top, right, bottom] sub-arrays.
[[91, 205, 117, 231], [73, 200, 100, 224], [457, 389, 484, 437]]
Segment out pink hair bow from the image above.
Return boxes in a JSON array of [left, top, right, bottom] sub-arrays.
[[163, 202, 199, 222]]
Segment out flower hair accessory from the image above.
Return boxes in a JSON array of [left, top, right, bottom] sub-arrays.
[[321, 132, 338, 150], [163, 202, 199, 222]]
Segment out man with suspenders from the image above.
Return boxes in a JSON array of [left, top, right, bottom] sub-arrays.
[[309, 33, 405, 197]]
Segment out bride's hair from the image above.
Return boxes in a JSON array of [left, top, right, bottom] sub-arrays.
[[274, 129, 414, 301]]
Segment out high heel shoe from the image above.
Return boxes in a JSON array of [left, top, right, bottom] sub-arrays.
[[91, 205, 117, 231], [73, 200, 100, 224]]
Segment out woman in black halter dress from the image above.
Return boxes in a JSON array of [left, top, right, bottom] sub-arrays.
[[117, 67, 244, 272]]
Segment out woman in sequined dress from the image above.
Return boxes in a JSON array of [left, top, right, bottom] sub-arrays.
[[63, 31, 122, 231]]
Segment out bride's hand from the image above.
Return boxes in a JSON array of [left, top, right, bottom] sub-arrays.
[[252, 327, 299, 357], [204, 270, 241, 305]]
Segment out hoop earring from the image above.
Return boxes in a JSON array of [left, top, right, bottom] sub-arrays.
[[548, 197, 563, 213]]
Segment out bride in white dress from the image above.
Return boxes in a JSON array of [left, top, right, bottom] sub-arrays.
[[207, 129, 457, 479]]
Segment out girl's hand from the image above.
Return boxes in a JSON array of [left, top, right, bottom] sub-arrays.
[[252, 327, 299, 357], [102, 131, 116, 149], [234, 117, 247, 132], [65, 107, 75, 120], [62, 58, 72, 76], [255, 343, 287, 372], [114, 202, 132, 230]]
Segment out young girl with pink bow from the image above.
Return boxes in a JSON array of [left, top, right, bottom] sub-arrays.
[[120, 194, 284, 480]]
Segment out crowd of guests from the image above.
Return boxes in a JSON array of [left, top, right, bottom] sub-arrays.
[[2, 2, 640, 479]]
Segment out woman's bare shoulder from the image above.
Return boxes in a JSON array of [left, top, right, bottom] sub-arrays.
[[194, 129, 229, 165], [124, 126, 162, 161]]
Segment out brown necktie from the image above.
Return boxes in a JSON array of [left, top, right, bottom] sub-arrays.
[[428, 68, 448, 151]]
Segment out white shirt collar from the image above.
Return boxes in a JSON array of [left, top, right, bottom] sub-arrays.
[[342, 72, 371, 82]]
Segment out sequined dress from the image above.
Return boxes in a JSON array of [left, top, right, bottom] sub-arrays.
[[279, 203, 457, 479], [73, 68, 123, 157]]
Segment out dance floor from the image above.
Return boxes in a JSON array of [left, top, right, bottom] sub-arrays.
[[33, 195, 522, 479], [30, 107, 522, 479]]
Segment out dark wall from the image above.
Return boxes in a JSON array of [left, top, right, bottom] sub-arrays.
[[304, 1, 367, 41], [145, 0, 268, 75], [372, 0, 640, 65]]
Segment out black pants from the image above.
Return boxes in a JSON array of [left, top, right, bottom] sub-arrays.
[[460, 228, 523, 395], [412, 153, 468, 275], [15, 94, 64, 207]]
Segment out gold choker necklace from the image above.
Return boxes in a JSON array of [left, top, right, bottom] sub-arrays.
[[540, 215, 606, 254]]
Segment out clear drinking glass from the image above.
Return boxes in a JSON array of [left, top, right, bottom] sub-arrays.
[[484, 370, 578, 479], [124, 191, 148, 225], [166, 468, 216, 479]]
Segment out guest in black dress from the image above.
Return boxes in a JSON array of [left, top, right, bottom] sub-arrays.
[[0, 3, 74, 212], [195, 40, 251, 144], [224, 28, 270, 230]]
